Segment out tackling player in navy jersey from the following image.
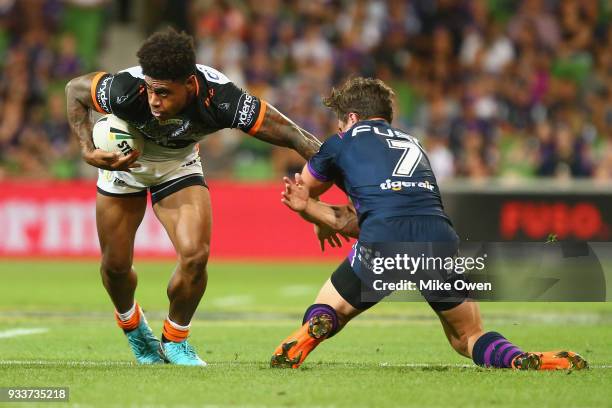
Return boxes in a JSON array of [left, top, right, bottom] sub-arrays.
[[270, 77, 587, 371], [65, 28, 320, 366]]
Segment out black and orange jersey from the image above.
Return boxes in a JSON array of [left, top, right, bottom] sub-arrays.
[[90, 65, 267, 149]]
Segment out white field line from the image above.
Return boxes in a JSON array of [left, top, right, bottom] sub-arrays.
[[0, 360, 133, 367], [279, 284, 318, 297], [0, 328, 48, 339], [210, 295, 254, 308], [1, 310, 610, 324], [380, 362, 612, 369], [0, 360, 610, 369]]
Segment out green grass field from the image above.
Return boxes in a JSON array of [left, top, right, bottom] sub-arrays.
[[1, 260, 611, 408]]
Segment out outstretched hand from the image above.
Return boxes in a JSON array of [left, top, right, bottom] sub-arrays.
[[315, 223, 351, 252], [281, 172, 351, 251], [281, 173, 310, 213]]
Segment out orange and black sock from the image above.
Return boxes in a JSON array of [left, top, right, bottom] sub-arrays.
[[115, 302, 141, 332], [162, 317, 190, 343]]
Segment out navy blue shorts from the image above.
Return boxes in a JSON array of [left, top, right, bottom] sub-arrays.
[[358, 214, 458, 243], [332, 215, 467, 312]]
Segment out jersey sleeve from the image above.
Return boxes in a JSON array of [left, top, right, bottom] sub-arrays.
[[91, 71, 145, 116], [196, 65, 266, 134], [204, 80, 267, 135], [90, 72, 113, 114], [307, 135, 342, 182]]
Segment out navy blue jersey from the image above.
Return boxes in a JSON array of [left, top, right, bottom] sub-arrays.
[[308, 119, 450, 233]]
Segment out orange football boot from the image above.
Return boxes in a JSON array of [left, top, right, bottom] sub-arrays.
[[270, 314, 334, 368], [511, 351, 588, 370]]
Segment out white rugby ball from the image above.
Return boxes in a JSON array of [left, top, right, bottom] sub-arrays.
[[92, 115, 144, 156]]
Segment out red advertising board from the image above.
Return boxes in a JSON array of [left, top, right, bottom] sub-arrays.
[[442, 191, 612, 242], [0, 181, 350, 260]]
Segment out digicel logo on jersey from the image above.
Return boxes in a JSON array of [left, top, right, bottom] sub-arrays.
[[500, 201, 609, 240], [380, 179, 435, 192]]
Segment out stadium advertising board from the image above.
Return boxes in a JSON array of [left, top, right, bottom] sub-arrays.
[[443, 190, 612, 242], [0, 181, 349, 259], [1, 181, 611, 258]]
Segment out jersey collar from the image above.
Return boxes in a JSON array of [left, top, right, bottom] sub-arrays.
[[345, 118, 389, 135]]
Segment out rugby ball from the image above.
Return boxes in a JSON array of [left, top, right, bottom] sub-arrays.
[[92, 115, 144, 156]]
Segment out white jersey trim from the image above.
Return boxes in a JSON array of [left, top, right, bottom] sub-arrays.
[[196, 64, 231, 84], [119, 66, 144, 79], [118, 65, 230, 86]]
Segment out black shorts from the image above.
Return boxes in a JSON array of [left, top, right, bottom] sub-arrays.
[[97, 173, 207, 206]]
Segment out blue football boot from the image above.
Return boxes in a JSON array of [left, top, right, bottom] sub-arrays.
[[159, 340, 207, 366], [124, 312, 164, 364]]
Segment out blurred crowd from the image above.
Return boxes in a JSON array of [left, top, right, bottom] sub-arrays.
[[1, 0, 611, 181], [0, 0, 107, 179]]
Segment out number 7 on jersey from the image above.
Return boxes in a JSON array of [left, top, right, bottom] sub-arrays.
[[387, 138, 423, 177]]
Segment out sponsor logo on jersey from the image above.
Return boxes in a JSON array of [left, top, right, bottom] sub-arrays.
[[170, 120, 190, 138], [97, 76, 112, 112], [204, 69, 219, 81], [133, 118, 201, 149], [380, 179, 435, 192], [351, 124, 415, 141], [181, 158, 199, 167], [237, 94, 257, 129], [218, 102, 230, 111], [196, 64, 231, 84], [116, 95, 128, 104]]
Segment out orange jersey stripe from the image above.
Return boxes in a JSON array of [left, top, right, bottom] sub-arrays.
[[90, 71, 108, 113], [248, 100, 268, 136]]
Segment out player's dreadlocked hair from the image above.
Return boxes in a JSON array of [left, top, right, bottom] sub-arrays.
[[137, 27, 196, 81], [323, 77, 394, 123]]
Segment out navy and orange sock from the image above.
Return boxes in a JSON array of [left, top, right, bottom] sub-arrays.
[[472, 331, 523, 368]]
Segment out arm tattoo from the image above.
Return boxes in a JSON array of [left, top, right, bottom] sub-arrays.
[[252, 103, 322, 160], [65, 73, 98, 155]]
